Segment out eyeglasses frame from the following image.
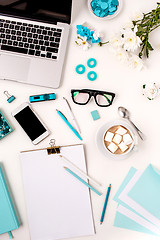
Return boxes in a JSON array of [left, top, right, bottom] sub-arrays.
[[71, 89, 116, 107]]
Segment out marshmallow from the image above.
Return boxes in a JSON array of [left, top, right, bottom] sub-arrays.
[[116, 126, 127, 135], [108, 142, 118, 153], [104, 131, 114, 142], [113, 134, 122, 144], [118, 141, 128, 152], [123, 133, 133, 145]]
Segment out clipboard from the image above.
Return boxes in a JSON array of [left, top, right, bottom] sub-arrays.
[[20, 139, 95, 240]]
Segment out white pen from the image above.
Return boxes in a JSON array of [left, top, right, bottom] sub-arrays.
[[63, 97, 81, 134], [59, 154, 102, 188]]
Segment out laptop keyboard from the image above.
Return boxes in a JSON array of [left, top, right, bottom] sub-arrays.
[[0, 18, 62, 60]]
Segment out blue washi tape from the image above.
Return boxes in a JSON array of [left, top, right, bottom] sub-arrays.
[[87, 71, 97, 81], [87, 58, 97, 68], [75, 64, 85, 74]]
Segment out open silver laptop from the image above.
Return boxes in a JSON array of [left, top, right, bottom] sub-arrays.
[[0, 0, 72, 88]]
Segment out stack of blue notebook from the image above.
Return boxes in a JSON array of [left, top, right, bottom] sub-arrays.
[[0, 166, 19, 239]]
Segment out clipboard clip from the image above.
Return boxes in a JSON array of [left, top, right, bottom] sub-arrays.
[[47, 139, 60, 155]]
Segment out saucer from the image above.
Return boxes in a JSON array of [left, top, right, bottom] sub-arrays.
[[96, 119, 138, 160]]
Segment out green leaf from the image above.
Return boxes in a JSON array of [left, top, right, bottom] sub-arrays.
[[146, 46, 149, 58], [147, 42, 154, 51]]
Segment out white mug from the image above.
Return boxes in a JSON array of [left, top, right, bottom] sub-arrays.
[[96, 119, 138, 160]]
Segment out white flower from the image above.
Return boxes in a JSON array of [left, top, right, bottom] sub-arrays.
[[143, 83, 159, 100], [132, 11, 144, 21], [129, 54, 144, 71], [113, 47, 129, 62], [134, 25, 138, 33], [110, 34, 123, 48], [122, 28, 142, 52], [123, 21, 134, 29], [75, 36, 91, 50], [93, 31, 102, 40]]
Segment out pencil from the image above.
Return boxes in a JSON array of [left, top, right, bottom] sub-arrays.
[[64, 167, 102, 196], [60, 155, 101, 187], [100, 184, 111, 224]]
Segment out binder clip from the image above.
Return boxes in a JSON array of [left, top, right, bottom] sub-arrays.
[[47, 139, 60, 155], [4, 91, 15, 103]]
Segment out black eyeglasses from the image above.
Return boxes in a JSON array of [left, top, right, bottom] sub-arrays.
[[71, 89, 115, 107]]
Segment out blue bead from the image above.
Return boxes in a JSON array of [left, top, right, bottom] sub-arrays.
[[87, 58, 97, 68], [75, 64, 85, 74], [87, 71, 97, 81]]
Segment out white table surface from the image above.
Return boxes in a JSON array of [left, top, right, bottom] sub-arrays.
[[1, 0, 160, 239]]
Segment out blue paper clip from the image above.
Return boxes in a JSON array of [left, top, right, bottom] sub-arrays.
[[4, 91, 15, 103]]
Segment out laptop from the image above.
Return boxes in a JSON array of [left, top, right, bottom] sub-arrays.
[[0, 0, 72, 88]]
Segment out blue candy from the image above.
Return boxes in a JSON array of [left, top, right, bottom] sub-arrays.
[[94, 8, 101, 16], [101, 2, 108, 9], [109, 6, 117, 12], [112, 0, 119, 6]]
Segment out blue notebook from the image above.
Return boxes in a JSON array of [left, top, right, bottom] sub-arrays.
[[0, 166, 19, 237]]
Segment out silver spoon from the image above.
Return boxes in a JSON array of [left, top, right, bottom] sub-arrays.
[[118, 106, 144, 141]]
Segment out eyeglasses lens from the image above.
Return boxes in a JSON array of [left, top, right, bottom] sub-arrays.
[[73, 91, 90, 104], [96, 94, 112, 106]]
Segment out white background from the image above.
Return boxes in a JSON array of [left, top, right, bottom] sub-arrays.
[[1, 0, 160, 239]]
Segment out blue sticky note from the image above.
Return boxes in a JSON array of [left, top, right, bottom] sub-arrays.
[[91, 110, 100, 120]]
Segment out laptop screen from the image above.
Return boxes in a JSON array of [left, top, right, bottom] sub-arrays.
[[0, 0, 72, 24]]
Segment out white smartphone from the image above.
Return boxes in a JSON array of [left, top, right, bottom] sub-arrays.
[[12, 102, 49, 144]]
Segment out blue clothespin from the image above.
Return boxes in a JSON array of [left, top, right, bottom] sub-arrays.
[[4, 91, 15, 103]]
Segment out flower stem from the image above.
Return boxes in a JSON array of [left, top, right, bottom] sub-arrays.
[[98, 41, 109, 46]]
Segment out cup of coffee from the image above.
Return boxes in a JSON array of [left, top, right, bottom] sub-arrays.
[[96, 119, 138, 160]]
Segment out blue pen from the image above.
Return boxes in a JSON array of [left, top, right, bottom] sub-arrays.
[[56, 109, 82, 141], [64, 167, 102, 196], [100, 184, 111, 224]]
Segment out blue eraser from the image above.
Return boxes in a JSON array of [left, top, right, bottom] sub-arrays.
[[91, 110, 100, 121]]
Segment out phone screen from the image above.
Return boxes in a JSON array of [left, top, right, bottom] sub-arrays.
[[14, 106, 47, 141]]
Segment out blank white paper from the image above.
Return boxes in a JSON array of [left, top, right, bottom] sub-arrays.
[[20, 144, 95, 240]]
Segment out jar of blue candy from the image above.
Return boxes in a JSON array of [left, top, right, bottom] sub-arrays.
[[88, 0, 122, 20]]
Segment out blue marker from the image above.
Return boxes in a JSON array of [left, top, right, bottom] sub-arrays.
[[56, 109, 82, 141]]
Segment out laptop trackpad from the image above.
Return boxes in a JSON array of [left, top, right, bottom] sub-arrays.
[[0, 54, 30, 81]]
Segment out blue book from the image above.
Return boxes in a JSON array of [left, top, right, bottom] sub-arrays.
[[0, 166, 19, 238]]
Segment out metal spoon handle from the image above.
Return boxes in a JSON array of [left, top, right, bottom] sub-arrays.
[[127, 118, 144, 141]]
